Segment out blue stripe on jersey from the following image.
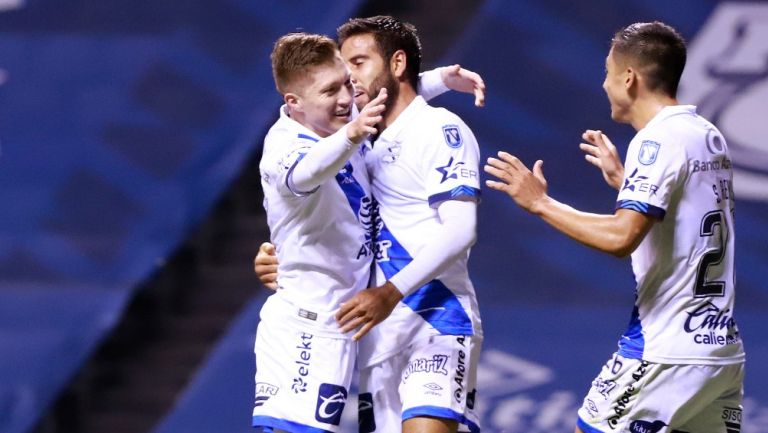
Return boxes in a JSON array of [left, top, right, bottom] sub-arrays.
[[427, 185, 481, 207], [616, 199, 666, 220], [577, 416, 606, 433], [617, 303, 645, 359], [334, 162, 366, 233], [403, 406, 479, 433], [286, 153, 320, 196], [297, 133, 319, 142], [252, 415, 334, 433], [376, 214, 473, 335]]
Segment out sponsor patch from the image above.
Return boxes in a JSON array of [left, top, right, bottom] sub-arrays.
[[629, 419, 667, 433], [315, 383, 347, 426]]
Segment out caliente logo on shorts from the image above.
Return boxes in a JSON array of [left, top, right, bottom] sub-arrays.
[[315, 383, 347, 426]]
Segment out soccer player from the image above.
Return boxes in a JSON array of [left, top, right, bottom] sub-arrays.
[[335, 16, 483, 433], [484, 21, 745, 433], [254, 31, 484, 433]]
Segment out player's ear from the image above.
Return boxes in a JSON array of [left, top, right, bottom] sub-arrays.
[[390, 49, 407, 79], [285, 92, 301, 112], [624, 67, 636, 90]]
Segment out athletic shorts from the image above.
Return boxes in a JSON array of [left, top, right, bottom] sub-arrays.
[[358, 334, 482, 433], [251, 315, 355, 432], [577, 353, 744, 433]]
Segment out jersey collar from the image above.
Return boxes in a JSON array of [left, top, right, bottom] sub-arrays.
[[644, 105, 697, 131], [376, 96, 427, 144]]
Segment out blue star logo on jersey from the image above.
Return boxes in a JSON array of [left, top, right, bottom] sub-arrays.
[[442, 125, 463, 148], [314, 383, 347, 426], [435, 156, 466, 183], [621, 168, 650, 192], [638, 140, 660, 165]]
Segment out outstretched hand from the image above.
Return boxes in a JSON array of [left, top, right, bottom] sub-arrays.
[[347, 88, 387, 143], [441, 64, 486, 107], [580, 130, 624, 190], [484, 151, 549, 213], [335, 281, 403, 341], [253, 242, 278, 290]]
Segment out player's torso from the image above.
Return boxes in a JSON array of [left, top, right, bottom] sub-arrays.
[[622, 108, 743, 364], [259, 115, 375, 322], [359, 98, 482, 366]]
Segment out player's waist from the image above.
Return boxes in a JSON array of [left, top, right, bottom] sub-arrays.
[[259, 292, 355, 338]]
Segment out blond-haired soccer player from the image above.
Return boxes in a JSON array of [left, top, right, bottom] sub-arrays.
[[485, 21, 744, 433]]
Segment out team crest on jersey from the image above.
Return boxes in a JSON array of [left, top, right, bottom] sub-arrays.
[[442, 124, 463, 148], [638, 140, 660, 165]]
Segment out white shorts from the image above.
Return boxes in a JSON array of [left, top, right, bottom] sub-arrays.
[[358, 334, 482, 433], [577, 353, 744, 433], [252, 316, 355, 432]]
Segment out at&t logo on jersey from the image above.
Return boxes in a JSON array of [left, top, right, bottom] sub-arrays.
[[679, 2, 768, 202], [314, 383, 348, 426]]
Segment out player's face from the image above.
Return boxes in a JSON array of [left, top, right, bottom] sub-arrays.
[[603, 47, 632, 123], [293, 55, 355, 137], [340, 33, 398, 110]]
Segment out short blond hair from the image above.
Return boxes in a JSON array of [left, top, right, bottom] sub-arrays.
[[271, 32, 338, 94]]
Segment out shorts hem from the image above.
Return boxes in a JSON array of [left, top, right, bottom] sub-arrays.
[[577, 416, 605, 433], [403, 406, 480, 433], [252, 415, 335, 433]]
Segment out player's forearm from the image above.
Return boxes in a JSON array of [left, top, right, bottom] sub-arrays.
[[417, 68, 450, 102], [389, 200, 477, 297], [533, 197, 639, 257], [290, 125, 358, 192]]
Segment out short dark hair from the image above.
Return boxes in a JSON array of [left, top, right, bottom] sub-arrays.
[[611, 21, 687, 97], [271, 32, 338, 94], [337, 15, 422, 89]]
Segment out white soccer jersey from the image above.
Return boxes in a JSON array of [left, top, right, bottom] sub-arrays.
[[615, 105, 744, 365], [259, 106, 375, 333], [358, 96, 483, 367]]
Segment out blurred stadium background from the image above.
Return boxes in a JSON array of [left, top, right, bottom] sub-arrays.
[[0, 1, 766, 432]]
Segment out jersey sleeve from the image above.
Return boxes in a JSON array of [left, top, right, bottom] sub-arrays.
[[616, 133, 686, 220], [262, 131, 320, 198], [424, 115, 482, 208]]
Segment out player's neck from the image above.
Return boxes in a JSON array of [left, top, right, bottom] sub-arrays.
[[629, 93, 679, 131], [381, 84, 417, 129]]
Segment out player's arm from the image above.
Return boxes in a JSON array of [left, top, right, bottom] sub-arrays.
[[484, 151, 655, 257], [419, 65, 486, 107], [290, 89, 386, 193], [336, 200, 477, 340]]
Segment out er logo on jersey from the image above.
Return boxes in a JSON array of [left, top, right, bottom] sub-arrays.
[[315, 383, 347, 426], [638, 140, 660, 165], [436, 157, 477, 184], [442, 125, 463, 148]]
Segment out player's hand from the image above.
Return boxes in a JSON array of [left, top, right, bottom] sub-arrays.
[[347, 88, 387, 143], [335, 281, 403, 341], [253, 242, 278, 290], [484, 151, 549, 214], [441, 64, 486, 107], [580, 130, 624, 190]]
